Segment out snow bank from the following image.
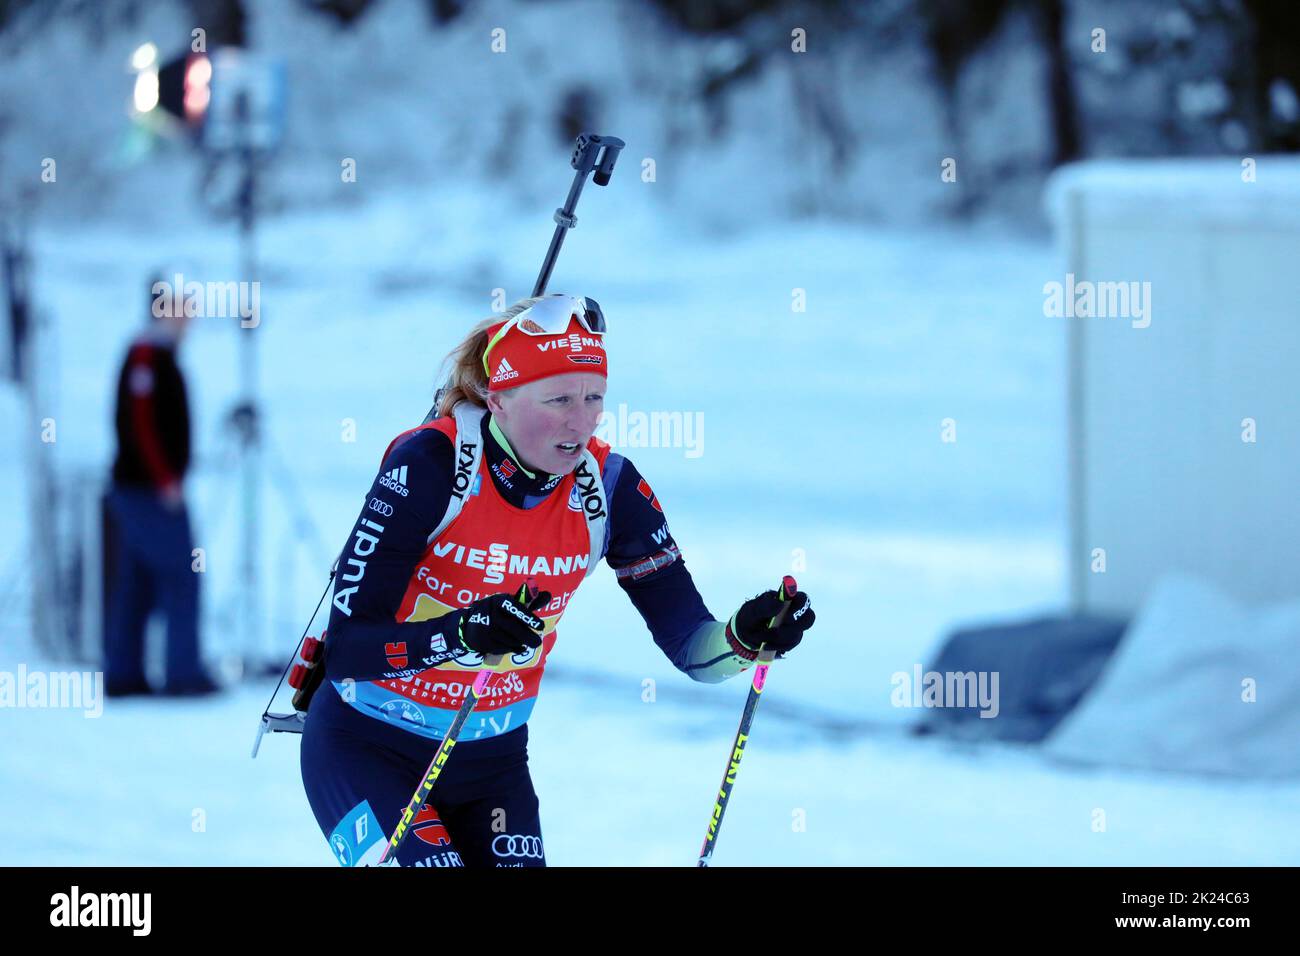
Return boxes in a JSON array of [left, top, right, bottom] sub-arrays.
[[1044, 573, 1300, 778]]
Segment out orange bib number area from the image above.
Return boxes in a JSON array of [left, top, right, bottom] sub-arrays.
[[334, 415, 612, 741]]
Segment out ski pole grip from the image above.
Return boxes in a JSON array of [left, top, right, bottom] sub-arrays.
[[478, 575, 541, 672], [770, 574, 798, 628], [755, 575, 798, 662], [520, 575, 543, 609]]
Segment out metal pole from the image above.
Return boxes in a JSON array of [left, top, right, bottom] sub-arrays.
[[235, 91, 265, 673]]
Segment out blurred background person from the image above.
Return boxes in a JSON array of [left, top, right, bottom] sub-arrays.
[[102, 274, 218, 698]]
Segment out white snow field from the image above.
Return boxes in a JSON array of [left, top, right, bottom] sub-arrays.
[[3, 193, 1299, 866]]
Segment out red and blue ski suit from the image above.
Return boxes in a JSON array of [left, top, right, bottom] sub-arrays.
[[300, 406, 755, 867]]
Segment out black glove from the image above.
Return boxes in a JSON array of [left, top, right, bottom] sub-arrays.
[[728, 587, 815, 658], [454, 584, 552, 657]]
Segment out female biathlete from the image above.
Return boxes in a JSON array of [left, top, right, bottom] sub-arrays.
[[300, 293, 816, 867]]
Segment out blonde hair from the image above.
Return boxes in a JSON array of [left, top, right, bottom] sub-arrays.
[[432, 296, 544, 419]]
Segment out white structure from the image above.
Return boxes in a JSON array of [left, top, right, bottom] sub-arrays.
[[1046, 158, 1300, 615]]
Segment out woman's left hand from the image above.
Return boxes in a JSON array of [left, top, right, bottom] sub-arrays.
[[728, 587, 815, 658]]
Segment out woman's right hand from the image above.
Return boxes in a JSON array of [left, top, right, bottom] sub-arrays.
[[454, 583, 552, 657]]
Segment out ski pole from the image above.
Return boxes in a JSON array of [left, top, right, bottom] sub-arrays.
[[697, 574, 798, 868], [376, 577, 541, 866]]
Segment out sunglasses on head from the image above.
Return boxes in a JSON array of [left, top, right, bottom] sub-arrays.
[[483, 294, 606, 375]]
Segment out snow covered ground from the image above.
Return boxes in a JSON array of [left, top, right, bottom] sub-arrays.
[[7, 673, 1300, 866], [3, 190, 1299, 866]]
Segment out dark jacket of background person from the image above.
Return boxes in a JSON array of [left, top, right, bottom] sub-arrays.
[[111, 327, 191, 490]]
